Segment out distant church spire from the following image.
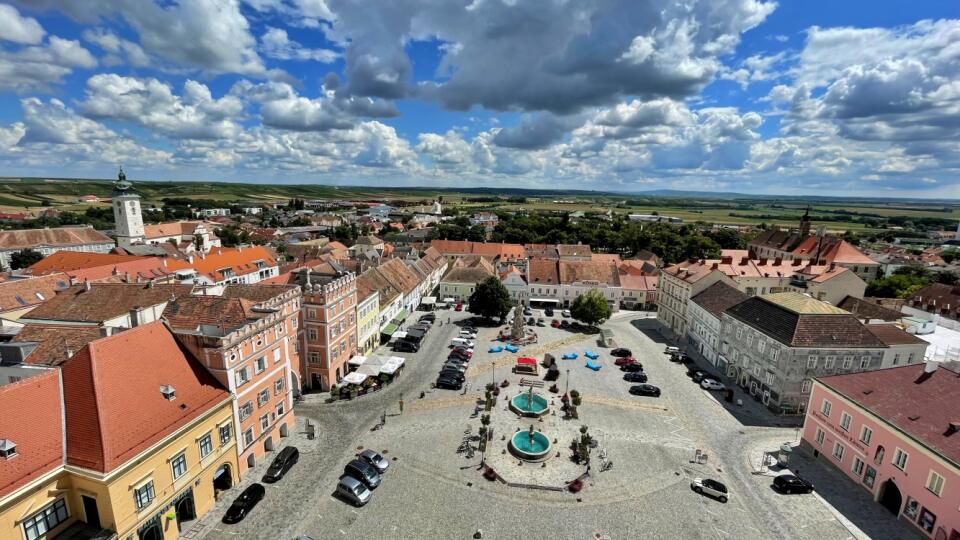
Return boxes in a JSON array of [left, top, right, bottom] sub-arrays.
[[799, 205, 811, 238], [118, 165, 126, 182]]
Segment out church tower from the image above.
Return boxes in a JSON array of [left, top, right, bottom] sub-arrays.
[[111, 167, 145, 248], [799, 205, 811, 238]]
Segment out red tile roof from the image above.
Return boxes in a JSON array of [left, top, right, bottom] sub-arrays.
[[0, 274, 70, 313], [163, 246, 277, 283], [558, 260, 620, 286], [0, 369, 64, 498], [372, 258, 421, 295], [818, 364, 960, 466], [528, 259, 560, 285], [61, 322, 230, 473], [793, 237, 877, 265], [0, 226, 112, 250], [25, 251, 175, 283], [23, 282, 193, 324], [430, 240, 526, 261]]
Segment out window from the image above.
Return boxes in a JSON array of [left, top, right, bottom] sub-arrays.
[[171, 453, 187, 479], [821, 399, 832, 417], [273, 348, 281, 363], [23, 498, 69, 540], [859, 425, 873, 445], [308, 328, 318, 341], [839, 412, 852, 431], [807, 355, 818, 368], [134, 481, 156, 510], [860, 356, 870, 369], [257, 389, 270, 407], [825, 356, 836, 369], [243, 428, 254, 447], [199, 433, 213, 458], [842, 356, 853, 369], [276, 400, 285, 417], [771, 348, 780, 362], [758, 341, 765, 353], [892, 448, 908, 470], [832, 442, 845, 461], [852, 457, 865, 477], [801, 380, 812, 393], [907, 352, 916, 363], [236, 367, 250, 387], [219, 424, 232, 445], [736, 327, 743, 339], [275, 377, 285, 395], [255, 357, 266, 373], [893, 353, 901, 365], [308, 352, 320, 364], [926, 470, 945, 497], [307, 309, 317, 319], [260, 414, 269, 430], [239, 401, 253, 421], [815, 428, 825, 446]]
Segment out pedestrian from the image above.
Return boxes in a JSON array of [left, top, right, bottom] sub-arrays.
[[399, 398, 404, 414]]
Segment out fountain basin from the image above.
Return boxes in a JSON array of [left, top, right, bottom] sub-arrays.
[[509, 393, 550, 417], [509, 430, 552, 462]]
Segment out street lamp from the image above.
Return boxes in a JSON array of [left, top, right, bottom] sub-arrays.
[[492, 361, 496, 387], [565, 369, 570, 396]]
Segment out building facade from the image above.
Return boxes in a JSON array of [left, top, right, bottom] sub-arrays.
[[301, 273, 358, 390], [356, 287, 380, 356], [687, 281, 748, 366], [801, 364, 960, 539]]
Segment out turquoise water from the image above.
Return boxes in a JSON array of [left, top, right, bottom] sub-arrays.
[[510, 393, 549, 414], [512, 431, 550, 453]]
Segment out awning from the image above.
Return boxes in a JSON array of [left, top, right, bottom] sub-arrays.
[[421, 296, 437, 305], [529, 298, 561, 303], [348, 355, 367, 366], [443, 297, 455, 303], [391, 330, 407, 340], [517, 357, 537, 365], [380, 357, 405, 375], [392, 308, 409, 323], [342, 372, 368, 385], [381, 322, 398, 335]]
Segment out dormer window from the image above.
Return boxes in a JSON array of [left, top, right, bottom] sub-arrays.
[[160, 385, 176, 401], [0, 439, 17, 459]]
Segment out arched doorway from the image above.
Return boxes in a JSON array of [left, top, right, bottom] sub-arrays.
[[137, 518, 162, 540], [213, 463, 232, 492], [879, 479, 903, 515], [174, 488, 196, 527], [247, 453, 255, 469], [279, 423, 289, 437], [264, 436, 275, 452]]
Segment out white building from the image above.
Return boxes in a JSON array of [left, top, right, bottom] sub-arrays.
[[688, 281, 749, 366], [194, 208, 231, 218], [111, 167, 145, 249]]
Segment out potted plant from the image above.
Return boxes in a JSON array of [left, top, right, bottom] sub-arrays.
[[484, 389, 492, 411], [481, 414, 491, 440], [329, 384, 339, 401], [570, 390, 581, 419], [379, 373, 390, 387], [549, 383, 559, 393]]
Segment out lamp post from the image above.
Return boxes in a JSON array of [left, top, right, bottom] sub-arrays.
[[492, 361, 496, 387], [565, 369, 570, 396]]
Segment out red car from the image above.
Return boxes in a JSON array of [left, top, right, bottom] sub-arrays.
[[455, 303, 464, 311], [614, 356, 637, 366], [550, 319, 561, 328]]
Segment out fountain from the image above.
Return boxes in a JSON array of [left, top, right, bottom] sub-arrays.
[[509, 385, 550, 417], [509, 425, 552, 462]]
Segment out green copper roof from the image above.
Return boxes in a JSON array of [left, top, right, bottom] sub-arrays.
[[760, 292, 848, 315]]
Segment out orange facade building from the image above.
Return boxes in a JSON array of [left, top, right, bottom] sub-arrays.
[[301, 273, 358, 390]]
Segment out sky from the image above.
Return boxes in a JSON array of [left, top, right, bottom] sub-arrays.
[[0, 1, 957, 198]]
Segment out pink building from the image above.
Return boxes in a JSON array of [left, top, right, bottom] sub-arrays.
[[801, 363, 960, 539]]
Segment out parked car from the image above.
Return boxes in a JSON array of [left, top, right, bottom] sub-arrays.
[[344, 459, 381, 489], [562, 309, 571, 317], [358, 449, 390, 474], [614, 356, 637, 366], [544, 308, 554, 316], [419, 313, 436, 322], [452, 345, 474, 356], [441, 362, 467, 373], [701, 379, 725, 391], [551, 319, 561, 328], [629, 384, 661, 397], [455, 303, 464, 311], [621, 362, 645, 372], [262, 446, 299, 483], [772, 474, 814, 494], [691, 371, 711, 383], [671, 353, 692, 363], [448, 352, 471, 363], [438, 368, 466, 381], [523, 307, 533, 316], [393, 340, 419, 353], [623, 371, 648, 383], [691, 477, 729, 503], [665, 346, 680, 354], [336, 475, 372, 506], [459, 330, 477, 339], [611, 348, 632, 357], [408, 324, 431, 333], [450, 338, 475, 349], [436, 374, 464, 390], [560, 320, 571, 328], [537, 318, 546, 327], [222, 483, 266, 524], [527, 317, 536, 325]]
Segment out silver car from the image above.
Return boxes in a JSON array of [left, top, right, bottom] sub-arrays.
[[336, 476, 372, 506], [691, 477, 729, 503], [359, 449, 390, 473]]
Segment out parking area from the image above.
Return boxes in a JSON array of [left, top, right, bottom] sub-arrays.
[[185, 309, 920, 540]]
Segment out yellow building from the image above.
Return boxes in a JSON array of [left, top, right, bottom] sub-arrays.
[[0, 322, 238, 540], [356, 285, 380, 356]]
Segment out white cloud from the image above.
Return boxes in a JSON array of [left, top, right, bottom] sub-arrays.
[[82, 28, 150, 67], [0, 36, 96, 91], [0, 4, 45, 44], [260, 27, 338, 63]]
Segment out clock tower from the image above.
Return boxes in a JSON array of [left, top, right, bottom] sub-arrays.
[[112, 167, 145, 248]]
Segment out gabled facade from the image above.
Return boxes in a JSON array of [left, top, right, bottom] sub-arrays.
[[301, 273, 357, 390]]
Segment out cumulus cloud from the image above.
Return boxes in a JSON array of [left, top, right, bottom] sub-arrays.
[[82, 28, 150, 67], [260, 27, 338, 63], [0, 4, 45, 44], [79, 74, 243, 139], [0, 36, 96, 91]]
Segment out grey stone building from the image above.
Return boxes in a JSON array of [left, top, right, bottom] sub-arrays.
[[718, 292, 921, 415]]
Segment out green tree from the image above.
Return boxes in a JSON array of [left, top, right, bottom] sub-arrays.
[[569, 290, 612, 327], [467, 277, 513, 321], [865, 268, 931, 298], [10, 249, 43, 270]]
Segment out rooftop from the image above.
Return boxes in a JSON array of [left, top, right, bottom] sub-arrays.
[[691, 281, 749, 318], [14, 324, 104, 366], [23, 282, 194, 324], [163, 245, 278, 283], [863, 324, 928, 346], [762, 292, 848, 315], [0, 370, 64, 498], [837, 296, 905, 322], [0, 226, 112, 250], [23, 251, 175, 283], [0, 274, 71, 314], [818, 364, 960, 466]]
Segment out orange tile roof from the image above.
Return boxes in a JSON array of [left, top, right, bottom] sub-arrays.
[[663, 255, 856, 284], [164, 295, 262, 333], [0, 273, 71, 313], [61, 322, 230, 473], [25, 251, 175, 283], [373, 258, 421, 295], [0, 226, 112, 250], [24, 282, 194, 323], [430, 240, 526, 261], [0, 370, 64, 498], [591, 253, 621, 263], [528, 259, 560, 285], [163, 246, 277, 283], [28, 251, 144, 273], [619, 274, 657, 292], [792, 237, 877, 265], [558, 260, 620, 286], [142, 220, 212, 239]]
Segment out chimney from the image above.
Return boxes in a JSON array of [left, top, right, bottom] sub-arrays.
[[924, 359, 938, 374], [721, 256, 732, 264], [65, 348, 74, 360], [84, 281, 92, 292], [711, 262, 719, 270]]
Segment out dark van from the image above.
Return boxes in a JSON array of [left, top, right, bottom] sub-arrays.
[[262, 446, 299, 483], [344, 459, 381, 489]]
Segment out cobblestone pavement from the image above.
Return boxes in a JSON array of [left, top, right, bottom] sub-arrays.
[[182, 311, 919, 540]]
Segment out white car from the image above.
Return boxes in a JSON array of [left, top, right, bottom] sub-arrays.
[[459, 330, 477, 339], [701, 379, 725, 391], [691, 477, 729, 503], [562, 309, 572, 318]]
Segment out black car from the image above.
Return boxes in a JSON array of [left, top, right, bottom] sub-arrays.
[[671, 352, 692, 363], [222, 483, 266, 524], [544, 308, 554, 316], [419, 313, 436, 322], [438, 368, 466, 380], [560, 320, 571, 328], [409, 323, 431, 331], [262, 446, 299, 483], [527, 317, 536, 325], [611, 348, 632, 357], [393, 340, 419, 353], [621, 362, 645, 372], [623, 371, 648, 383], [448, 351, 471, 362], [436, 375, 463, 390], [690, 371, 710, 383], [629, 384, 661, 397], [773, 474, 814, 494]]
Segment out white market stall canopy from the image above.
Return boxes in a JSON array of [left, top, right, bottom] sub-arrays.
[[380, 356, 406, 375], [341, 372, 368, 385], [348, 355, 367, 366]]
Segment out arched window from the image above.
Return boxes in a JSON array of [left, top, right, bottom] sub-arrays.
[[874, 445, 885, 465]]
